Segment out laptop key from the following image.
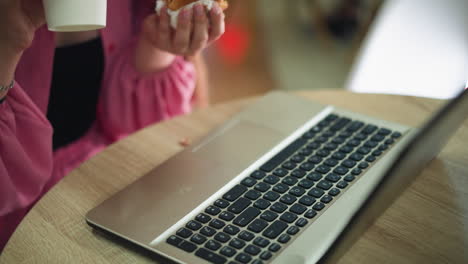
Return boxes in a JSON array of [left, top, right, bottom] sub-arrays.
[[280, 194, 297, 205], [224, 225, 241, 235], [220, 246, 237, 257], [287, 226, 300, 235], [167, 235, 183, 247], [282, 176, 298, 186], [245, 245, 261, 256], [238, 231, 255, 241], [337, 181, 349, 189], [278, 234, 291, 244], [220, 211, 235, 221], [371, 134, 385, 142], [362, 125, 378, 134], [254, 199, 271, 210], [299, 196, 316, 206], [358, 162, 369, 169], [235, 253, 252, 263], [264, 175, 280, 185], [241, 177, 257, 187], [272, 183, 289, 194], [308, 187, 325, 198], [263, 220, 288, 239], [273, 168, 288, 177], [214, 199, 230, 209], [307, 172, 323, 181], [290, 155, 305, 163], [260, 250, 273, 260], [251, 170, 267, 179], [347, 121, 364, 132], [196, 248, 226, 264], [342, 159, 357, 168], [186, 220, 202, 231], [325, 173, 341, 183], [280, 212, 298, 223], [269, 243, 282, 252], [229, 238, 246, 249], [228, 198, 252, 214], [260, 138, 308, 172], [366, 155, 376, 162], [271, 202, 288, 213], [248, 219, 269, 233], [364, 141, 378, 148], [191, 234, 207, 245], [304, 209, 318, 219], [324, 158, 339, 167], [332, 152, 346, 160], [201, 226, 216, 237], [317, 180, 333, 190], [245, 190, 262, 200], [282, 161, 297, 170], [392, 132, 402, 138], [264, 191, 280, 201], [214, 232, 231, 243], [328, 188, 341, 196], [308, 155, 323, 164], [378, 144, 388, 151], [291, 169, 306, 178], [296, 218, 308, 227], [313, 202, 325, 211], [176, 228, 192, 238], [254, 182, 271, 192], [196, 213, 211, 224], [223, 185, 247, 202], [289, 186, 306, 197], [344, 174, 355, 182], [209, 219, 226, 230], [333, 166, 349, 175], [233, 207, 260, 227], [254, 237, 270, 248], [299, 162, 315, 171], [178, 241, 198, 253], [321, 195, 333, 204], [206, 206, 221, 216], [350, 153, 364, 161], [290, 203, 307, 215], [260, 210, 278, 222], [298, 179, 314, 189], [330, 118, 351, 131], [352, 168, 362, 175]]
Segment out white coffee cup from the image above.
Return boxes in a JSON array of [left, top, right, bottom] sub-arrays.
[[43, 0, 107, 32]]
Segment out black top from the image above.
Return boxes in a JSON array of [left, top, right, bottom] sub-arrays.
[[47, 37, 104, 150]]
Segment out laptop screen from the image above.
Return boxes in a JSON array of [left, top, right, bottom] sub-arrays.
[[319, 87, 468, 263]]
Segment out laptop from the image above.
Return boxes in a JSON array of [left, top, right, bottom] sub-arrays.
[[86, 88, 468, 264]]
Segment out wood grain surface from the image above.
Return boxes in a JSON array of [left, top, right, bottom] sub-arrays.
[[1, 91, 467, 264]]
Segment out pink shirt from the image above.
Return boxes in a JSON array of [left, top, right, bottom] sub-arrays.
[[0, 0, 196, 250]]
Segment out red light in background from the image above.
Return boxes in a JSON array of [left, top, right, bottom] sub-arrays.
[[216, 23, 250, 65]]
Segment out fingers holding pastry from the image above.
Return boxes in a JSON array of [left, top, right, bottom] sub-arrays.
[[188, 4, 209, 55], [208, 2, 225, 43], [172, 8, 193, 54]]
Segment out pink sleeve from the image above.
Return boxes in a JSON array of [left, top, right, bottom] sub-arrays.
[[0, 83, 53, 216], [97, 40, 197, 141]]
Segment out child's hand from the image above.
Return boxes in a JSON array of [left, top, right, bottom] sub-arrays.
[[141, 3, 225, 57]]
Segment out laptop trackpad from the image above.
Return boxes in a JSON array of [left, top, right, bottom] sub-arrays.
[[87, 120, 287, 243]]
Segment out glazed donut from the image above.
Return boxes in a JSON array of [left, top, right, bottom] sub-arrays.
[[164, 0, 228, 11]]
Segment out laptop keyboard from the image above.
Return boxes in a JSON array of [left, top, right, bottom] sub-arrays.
[[166, 114, 402, 264]]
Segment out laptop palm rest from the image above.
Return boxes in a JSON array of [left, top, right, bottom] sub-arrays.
[[87, 120, 287, 244]]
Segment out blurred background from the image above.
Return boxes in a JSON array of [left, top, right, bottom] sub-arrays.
[[203, 0, 468, 104]]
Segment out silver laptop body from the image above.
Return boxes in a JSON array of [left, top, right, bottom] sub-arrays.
[[87, 90, 468, 264]]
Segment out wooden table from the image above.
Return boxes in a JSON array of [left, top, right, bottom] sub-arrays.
[[1, 91, 467, 263]]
